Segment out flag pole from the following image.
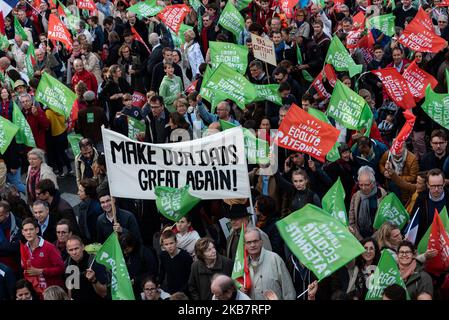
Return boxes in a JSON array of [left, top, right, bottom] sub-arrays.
[[265, 62, 270, 84], [111, 196, 118, 226], [404, 207, 419, 239], [297, 287, 309, 299]]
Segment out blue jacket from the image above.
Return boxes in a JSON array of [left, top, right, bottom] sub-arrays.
[[197, 101, 240, 126], [352, 139, 388, 180]]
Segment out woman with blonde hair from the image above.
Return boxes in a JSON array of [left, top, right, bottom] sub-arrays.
[[375, 222, 403, 262], [43, 285, 70, 300], [182, 29, 204, 80]]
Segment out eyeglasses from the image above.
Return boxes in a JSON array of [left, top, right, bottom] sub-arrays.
[[429, 185, 444, 189], [398, 250, 413, 256]]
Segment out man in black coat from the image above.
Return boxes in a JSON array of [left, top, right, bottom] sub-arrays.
[[0, 201, 22, 275], [32, 200, 57, 244], [145, 33, 164, 91], [420, 129, 448, 172], [144, 95, 171, 144]]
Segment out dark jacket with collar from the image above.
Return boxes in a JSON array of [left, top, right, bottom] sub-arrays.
[[49, 191, 80, 236], [404, 261, 434, 300], [96, 208, 142, 244], [144, 108, 171, 144], [0, 213, 22, 272], [39, 213, 57, 244]]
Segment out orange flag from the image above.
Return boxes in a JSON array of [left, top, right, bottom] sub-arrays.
[[275, 104, 340, 162], [77, 0, 96, 11], [157, 4, 191, 34], [402, 60, 438, 102], [426, 209, 449, 276], [47, 14, 73, 50]]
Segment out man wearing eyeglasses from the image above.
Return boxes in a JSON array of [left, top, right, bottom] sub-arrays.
[[422, 129, 449, 172], [412, 169, 449, 243], [54, 219, 73, 261]]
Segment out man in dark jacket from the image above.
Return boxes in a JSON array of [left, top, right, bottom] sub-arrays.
[[144, 95, 171, 144], [150, 47, 184, 93], [0, 201, 22, 274], [145, 33, 164, 91], [421, 129, 448, 172], [32, 200, 58, 243]]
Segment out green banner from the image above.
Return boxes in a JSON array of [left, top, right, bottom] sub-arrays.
[[95, 232, 135, 300], [365, 249, 409, 300], [67, 133, 83, 157], [421, 85, 449, 130], [417, 207, 449, 254], [12, 102, 36, 148], [127, 0, 163, 18], [327, 80, 373, 130], [0, 116, 19, 154], [127, 117, 146, 141], [14, 16, 28, 41], [367, 13, 396, 37], [276, 204, 365, 280], [155, 185, 201, 222], [308, 107, 341, 162], [322, 178, 348, 226], [254, 84, 283, 106], [373, 192, 410, 230], [35, 72, 76, 119], [209, 41, 248, 74], [218, 1, 245, 39], [325, 36, 362, 77]]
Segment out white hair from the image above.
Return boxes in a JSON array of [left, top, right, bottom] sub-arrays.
[[357, 166, 376, 183]]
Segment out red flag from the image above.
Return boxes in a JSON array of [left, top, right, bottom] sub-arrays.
[[57, 5, 66, 17], [398, 7, 448, 53], [0, 11, 4, 35], [48, 14, 73, 50], [131, 27, 151, 54], [357, 31, 375, 64], [402, 60, 438, 102], [77, 0, 96, 11], [437, 0, 449, 6], [275, 104, 340, 162], [426, 209, 449, 276], [312, 64, 337, 99], [48, 0, 56, 9], [157, 4, 191, 34], [346, 29, 363, 50], [371, 67, 416, 109], [132, 91, 146, 108], [352, 11, 365, 30], [390, 110, 416, 155], [280, 0, 297, 19], [185, 79, 198, 94]]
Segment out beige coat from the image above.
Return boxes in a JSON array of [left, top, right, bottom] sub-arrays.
[[26, 163, 58, 204]]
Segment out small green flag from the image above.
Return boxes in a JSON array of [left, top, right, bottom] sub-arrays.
[[0, 34, 9, 51], [56, 0, 82, 34], [25, 43, 36, 79], [189, 0, 202, 11], [209, 41, 248, 74], [307, 107, 341, 162], [365, 250, 409, 300], [35, 72, 76, 119], [325, 36, 362, 77], [14, 17, 28, 41], [127, 117, 146, 141], [218, 1, 245, 39], [297, 45, 314, 82], [276, 204, 365, 280], [445, 69, 449, 94], [12, 102, 36, 148], [417, 207, 449, 254], [322, 178, 348, 226], [231, 223, 246, 289], [127, 0, 163, 19], [200, 63, 257, 110], [0, 116, 19, 154], [421, 85, 449, 130], [67, 133, 83, 157], [367, 13, 396, 37], [235, 0, 252, 11], [95, 232, 135, 300], [254, 84, 283, 106], [373, 193, 410, 230], [155, 185, 201, 222], [327, 80, 373, 130]]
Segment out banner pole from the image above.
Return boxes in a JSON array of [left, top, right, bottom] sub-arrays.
[[265, 62, 270, 84], [248, 194, 256, 226]]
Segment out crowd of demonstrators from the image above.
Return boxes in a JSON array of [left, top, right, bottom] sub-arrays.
[[3, 0, 449, 302]]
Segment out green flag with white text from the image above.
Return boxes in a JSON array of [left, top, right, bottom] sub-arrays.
[[421, 85, 449, 130], [12, 102, 36, 148], [14, 17, 28, 41], [127, 0, 163, 18], [276, 204, 365, 280], [417, 207, 449, 254], [209, 41, 248, 74], [189, 0, 202, 11], [373, 192, 410, 230], [367, 14, 395, 37], [127, 117, 146, 141], [25, 42, 36, 79], [35, 72, 76, 119], [365, 250, 409, 300], [325, 36, 362, 77], [445, 69, 449, 94], [322, 178, 348, 226], [0, 116, 19, 154], [155, 185, 201, 222], [254, 84, 282, 106], [218, 1, 245, 39], [95, 232, 135, 300], [67, 133, 83, 157], [308, 107, 341, 162], [327, 80, 373, 130]]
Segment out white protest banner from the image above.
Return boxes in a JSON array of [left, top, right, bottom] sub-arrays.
[[102, 127, 251, 199], [251, 33, 277, 66]]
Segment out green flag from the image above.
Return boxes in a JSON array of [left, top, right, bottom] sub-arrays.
[[95, 232, 135, 300], [127, 117, 146, 141], [35, 72, 76, 119], [254, 84, 282, 106], [200, 63, 257, 110], [127, 0, 163, 19], [12, 102, 36, 148], [67, 133, 83, 157], [231, 223, 246, 289], [56, 0, 82, 34], [327, 80, 373, 130], [155, 185, 201, 222], [417, 207, 449, 254], [235, 0, 252, 11], [421, 85, 449, 130], [25, 43, 36, 79], [365, 250, 409, 300], [446, 69, 449, 94], [308, 107, 341, 162], [199, 65, 214, 102], [373, 193, 410, 230], [14, 17, 28, 41], [0, 34, 9, 51], [322, 178, 348, 226], [219, 119, 270, 164], [0, 116, 19, 154], [170, 23, 193, 48], [325, 36, 362, 77], [297, 45, 314, 82], [218, 1, 245, 39], [189, 0, 202, 11], [367, 13, 395, 37], [276, 204, 365, 280], [209, 41, 248, 74]]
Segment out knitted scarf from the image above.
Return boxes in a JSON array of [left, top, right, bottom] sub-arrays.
[[357, 186, 378, 237]]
